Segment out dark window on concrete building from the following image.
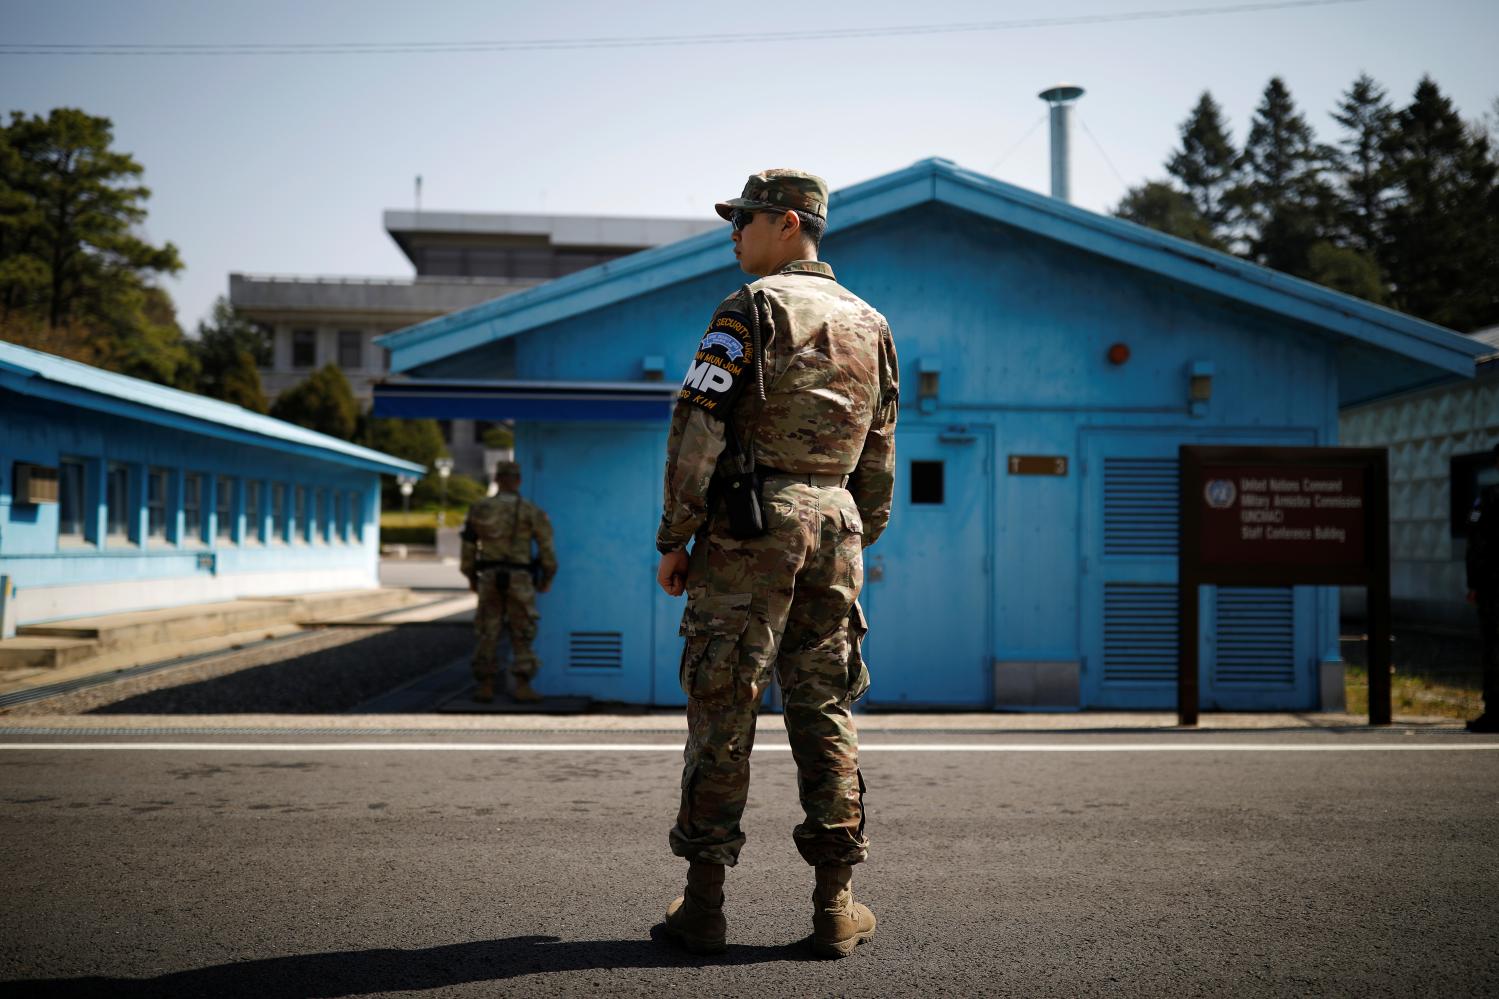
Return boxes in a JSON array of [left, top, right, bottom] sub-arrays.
[[338, 330, 362, 368], [216, 476, 236, 542], [474, 420, 497, 444], [292, 329, 317, 368], [184, 473, 203, 540], [58, 458, 86, 540], [106, 462, 131, 540], [147, 468, 170, 539], [438, 419, 453, 443], [423, 248, 464, 276], [911, 460, 944, 505]]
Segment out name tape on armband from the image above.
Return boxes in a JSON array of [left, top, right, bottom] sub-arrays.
[[680, 311, 752, 416]]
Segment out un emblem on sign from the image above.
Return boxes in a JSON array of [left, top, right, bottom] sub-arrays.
[[1204, 478, 1237, 509]]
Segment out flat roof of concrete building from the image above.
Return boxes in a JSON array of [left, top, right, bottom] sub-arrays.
[[382, 209, 722, 264]]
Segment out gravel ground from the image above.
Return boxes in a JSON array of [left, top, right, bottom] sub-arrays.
[[0, 623, 474, 717]]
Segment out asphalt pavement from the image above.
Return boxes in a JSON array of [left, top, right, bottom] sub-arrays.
[[2, 727, 1496, 997]]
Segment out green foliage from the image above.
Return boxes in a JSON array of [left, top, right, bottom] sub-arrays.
[[413, 472, 487, 509], [1114, 181, 1221, 248], [481, 424, 515, 449], [359, 414, 446, 466], [1379, 77, 1499, 331], [1118, 73, 1499, 329], [0, 108, 183, 344], [269, 364, 359, 439], [191, 296, 269, 412]]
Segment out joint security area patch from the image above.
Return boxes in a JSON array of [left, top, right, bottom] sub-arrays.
[[680, 311, 752, 416]]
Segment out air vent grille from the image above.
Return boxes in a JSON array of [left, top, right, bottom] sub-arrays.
[[569, 631, 623, 669]]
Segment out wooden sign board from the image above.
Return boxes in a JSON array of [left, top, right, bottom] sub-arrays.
[[1178, 446, 1390, 725], [1008, 455, 1068, 476]]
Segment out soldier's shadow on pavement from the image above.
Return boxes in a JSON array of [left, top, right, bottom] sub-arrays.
[[2, 927, 816, 998]]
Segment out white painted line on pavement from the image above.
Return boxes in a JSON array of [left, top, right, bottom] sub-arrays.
[[1, 742, 1498, 753]]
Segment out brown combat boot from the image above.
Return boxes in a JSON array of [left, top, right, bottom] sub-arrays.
[[508, 675, 542, 703], [473, 678, 495, 703], [811, 864, 876, 959], [664, 861, 727, 954]]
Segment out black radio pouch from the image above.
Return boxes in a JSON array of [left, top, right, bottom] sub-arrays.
[[719, 425, 765, 539], [718, 284, 767, 539]]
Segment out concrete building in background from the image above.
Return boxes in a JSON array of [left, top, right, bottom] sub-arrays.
[[230, 210, 720, 477], [1340, 325, 1499, 629], [0, 342, 423, 630]]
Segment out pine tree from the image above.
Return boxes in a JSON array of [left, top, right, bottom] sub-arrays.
[[1330, 74, 1396, 258], [1166, 92, 1238, 244], [1230, 78, 1339, 277], [1380, 77, 1499, 331]]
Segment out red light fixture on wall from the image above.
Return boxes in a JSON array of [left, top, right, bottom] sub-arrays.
[[1107, 342, 1130, 365]]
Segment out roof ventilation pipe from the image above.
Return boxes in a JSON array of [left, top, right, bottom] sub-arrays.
[[1038, 84, 1085, 203]]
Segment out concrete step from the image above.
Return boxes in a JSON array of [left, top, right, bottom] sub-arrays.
[[0, 635, 100, 672], [284, 588, 422, 623], [20, 600, 294, 650], [5, 589, 420, 677]]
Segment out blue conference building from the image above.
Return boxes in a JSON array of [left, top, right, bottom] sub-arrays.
[[1, 342, 424, 632], [375, 159, 1482, 712]]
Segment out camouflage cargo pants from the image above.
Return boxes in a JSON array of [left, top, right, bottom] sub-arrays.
[[473, 569, 541, 681], [670, 478, 871, 868]]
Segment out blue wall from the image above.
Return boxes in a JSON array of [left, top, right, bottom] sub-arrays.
[[2, 391, 382, 620], [416, 205, 1344, 710]]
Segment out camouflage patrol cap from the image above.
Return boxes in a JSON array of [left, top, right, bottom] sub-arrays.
[[715, 169, 828, 222], [493, 460, 521, 478]]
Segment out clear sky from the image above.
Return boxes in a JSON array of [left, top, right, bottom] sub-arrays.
[[2, 0, 1495, 332]]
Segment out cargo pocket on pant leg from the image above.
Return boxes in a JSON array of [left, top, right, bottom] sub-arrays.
[[678, 591, 754, 702], [846, 600, 871, 702]]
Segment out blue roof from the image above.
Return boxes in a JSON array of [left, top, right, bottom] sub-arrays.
[[0, 341, 425, 476], [378, 157, 1483, 390]]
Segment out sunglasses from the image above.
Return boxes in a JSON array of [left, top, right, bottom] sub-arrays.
[[730, 208, 767, 232]]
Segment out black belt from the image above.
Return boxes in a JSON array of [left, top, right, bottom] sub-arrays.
[[756, 465, 850, 488], [475, 560, 532, 572]]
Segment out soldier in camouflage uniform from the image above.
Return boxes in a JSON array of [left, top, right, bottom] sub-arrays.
[[655, 169, 899, 958], [1465, 443, 1499, 733], [461, 460, 557, 704]]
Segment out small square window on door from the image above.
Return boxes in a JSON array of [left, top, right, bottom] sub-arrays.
[[911, 460, 944, 504]]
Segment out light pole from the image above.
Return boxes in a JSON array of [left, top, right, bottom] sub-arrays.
[[434, 457, 454, 529], [397, 475, 416, 514]]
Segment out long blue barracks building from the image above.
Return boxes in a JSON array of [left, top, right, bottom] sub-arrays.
[[374, 159, 1482, 711], [1, 342, 424, 630]]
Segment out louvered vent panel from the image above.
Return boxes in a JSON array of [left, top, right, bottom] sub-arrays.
[[1214, 587, 1296, 687], [1103, 458, 1179, 557], [569, 631, 623, 669], [1102, 583, 1178, 684]]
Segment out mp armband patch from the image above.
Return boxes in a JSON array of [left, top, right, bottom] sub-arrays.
[[679, 311, 752, 417]]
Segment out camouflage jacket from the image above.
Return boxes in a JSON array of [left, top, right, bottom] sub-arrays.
[[461, 490, 558, 585], [656, 259, 899, 553]]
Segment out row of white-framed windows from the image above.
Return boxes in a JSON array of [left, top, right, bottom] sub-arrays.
[[49, 458, 366, 548]]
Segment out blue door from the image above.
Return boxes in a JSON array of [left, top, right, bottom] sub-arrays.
[[1079, 429, 1317, 710], [529, 423, 660, 705], [860, 425, 992, 707]]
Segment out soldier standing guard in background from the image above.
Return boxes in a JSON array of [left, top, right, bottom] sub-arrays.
[[654, 169, 899, 958], [461, 460, 557, 704], [1465, 443, 1499, 733]]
